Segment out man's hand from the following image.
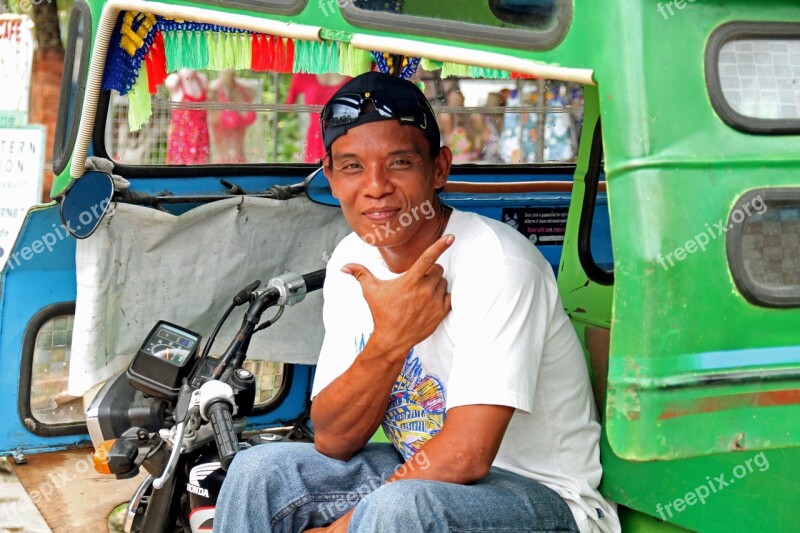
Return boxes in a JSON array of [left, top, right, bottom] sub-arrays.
[[342, 234, 455, 356], [310, 234, 455, 460]]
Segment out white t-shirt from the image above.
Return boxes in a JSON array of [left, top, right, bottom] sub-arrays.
[[311, 209, 620, 533]]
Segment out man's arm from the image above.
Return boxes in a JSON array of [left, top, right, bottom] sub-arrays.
[[310, 235, 455, 461], [389, 404, 514, 484], [311, 403, 514, 533]]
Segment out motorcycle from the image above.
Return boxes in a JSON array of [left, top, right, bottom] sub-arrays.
[[84, 268, 325, 532]]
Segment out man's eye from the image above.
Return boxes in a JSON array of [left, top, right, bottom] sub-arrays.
[[390, 159, 412, 168], [339, 162, 361, 171]]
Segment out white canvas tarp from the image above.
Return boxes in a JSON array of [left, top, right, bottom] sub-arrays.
[[69, 196, 350, 396]]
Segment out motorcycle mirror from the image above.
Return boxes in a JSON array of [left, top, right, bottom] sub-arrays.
[[59, 171, 115, 239], [303, 167, 340, 207]]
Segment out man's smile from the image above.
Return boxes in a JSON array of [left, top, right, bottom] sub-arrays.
[[363, 208, 400, 222]]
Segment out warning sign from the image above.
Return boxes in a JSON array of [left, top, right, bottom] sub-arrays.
[[501, 207, 569, 246], [0, 126, 44, 270]]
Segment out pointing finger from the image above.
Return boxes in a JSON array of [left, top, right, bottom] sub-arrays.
[[408, 234, 455, 280]]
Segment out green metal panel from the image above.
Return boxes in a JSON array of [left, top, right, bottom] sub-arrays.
[[558, 84, 613, 330], [598, 0, 800, 461], [601, 428, 800, 532]]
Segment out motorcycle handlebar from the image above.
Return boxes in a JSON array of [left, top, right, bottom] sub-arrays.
[[207, 400, 238, 471], [302, 269, 326, 293]]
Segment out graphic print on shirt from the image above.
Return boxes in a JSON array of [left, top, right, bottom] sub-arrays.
[[375, 338, 447, 461]]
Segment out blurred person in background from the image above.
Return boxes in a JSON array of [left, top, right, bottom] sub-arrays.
[[208, 69, 257, 164]]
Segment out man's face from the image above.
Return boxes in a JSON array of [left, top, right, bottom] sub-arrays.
[[328, 120, 451, 250]]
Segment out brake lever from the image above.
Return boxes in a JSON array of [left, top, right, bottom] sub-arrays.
[[153, 382, 194, 489], [174, 381, 193, 424]]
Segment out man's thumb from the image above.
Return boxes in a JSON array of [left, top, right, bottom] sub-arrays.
[[341, 263, 376, 287]]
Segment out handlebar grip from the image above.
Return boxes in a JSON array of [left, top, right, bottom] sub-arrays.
[[302, 269, 326, 293], [207, 400, 239, 471]]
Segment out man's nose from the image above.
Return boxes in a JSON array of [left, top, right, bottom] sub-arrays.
[[361, 164, 394, 198]]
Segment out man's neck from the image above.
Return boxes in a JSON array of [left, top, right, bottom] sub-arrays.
[[378, 204, 452, 273]]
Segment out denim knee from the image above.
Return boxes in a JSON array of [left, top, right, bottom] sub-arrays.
[[350, 479, 444, 533]]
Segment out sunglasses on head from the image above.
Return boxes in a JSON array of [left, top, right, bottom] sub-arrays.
[[320, 91, 430, 137]]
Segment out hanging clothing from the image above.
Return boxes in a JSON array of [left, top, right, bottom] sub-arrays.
[[286, 74, 350, 163], [210, 81, 257, 164], [166, 74, 210, 165]]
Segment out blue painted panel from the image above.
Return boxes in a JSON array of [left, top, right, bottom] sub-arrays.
[[0, 205, 84, 454], [0, 203, 309, 454]]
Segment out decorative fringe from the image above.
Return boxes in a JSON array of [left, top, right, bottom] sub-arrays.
[[181, 31, 207, 70], [275, 37, 295, 74], [162, 31, 179, 72], [256, 36, 294, 73], [323, 41, 340, 73], [127, 67, 152, 131], [420, 58, 442, 72], [105, 10, 518, 100], [338, 43, 372, 77], [372, 51, 395, 75], [511, 71, 537, 79], [400, 57, 420, 79], [103, 11, 159, 95], [294, 40, 337, 74], [119, 12, 156, 56], [233, 32, 251, 70], [197, 31, 210, 69], [144, 31, 167, 94], [469, 66, 510, 79], [178, 31, 195, 69], [293, 39, 309, 72], [250, 33, 269, 71], [206, 31, 224, 71], [441, 62, 471, 78]]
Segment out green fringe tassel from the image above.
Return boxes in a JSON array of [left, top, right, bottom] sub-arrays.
[[293, 40, 310, 73], [338, 43, 371, 77], [186, 31, 209, 69], [197, 31, 209, 69], [163, 31, 180, 72], [294, 40, 341, 74], [128, 67, 151, 132], [420, 58, 442, 72], [222, 33, 234, 70], [469, 66, 511, 79], [441, 62, 471, 78], [179, 31, 194, 70], [323, 41, 339, 74], [206, 31, 224, 71], [234, 33, 251, 70]]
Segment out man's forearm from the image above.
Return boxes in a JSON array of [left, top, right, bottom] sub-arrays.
[[311, 336, 408, 460]]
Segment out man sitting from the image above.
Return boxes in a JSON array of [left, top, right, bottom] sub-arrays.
[[214, 71, 619, 533]]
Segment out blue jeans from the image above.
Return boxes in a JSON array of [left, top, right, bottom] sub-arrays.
[[213, 442, 578, 533]]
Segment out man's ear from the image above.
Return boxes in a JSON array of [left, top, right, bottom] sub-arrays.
[[433, 146, 453, 190]]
